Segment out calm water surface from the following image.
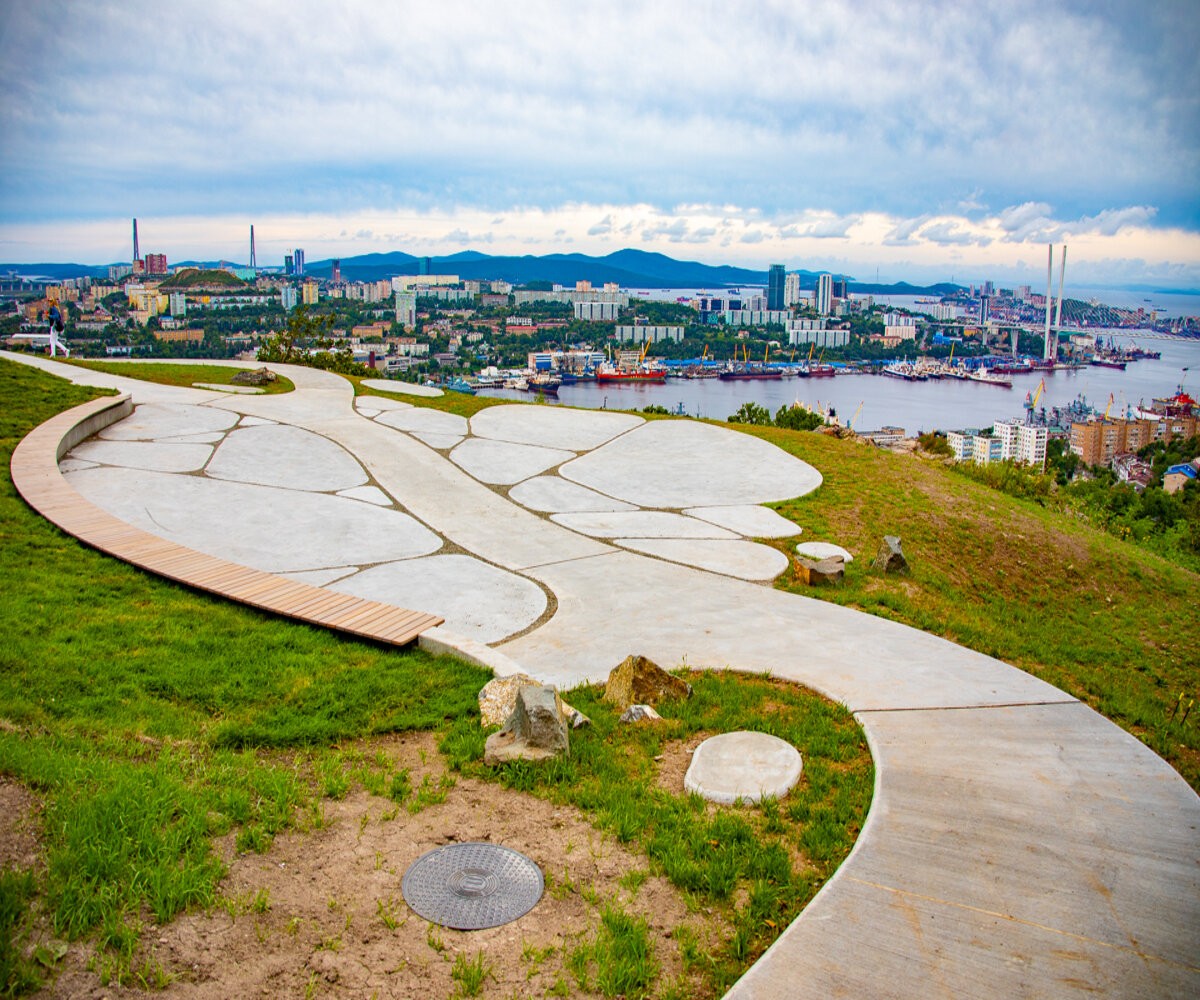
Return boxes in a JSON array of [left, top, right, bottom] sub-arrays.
[[479, 333, 1200, 436]]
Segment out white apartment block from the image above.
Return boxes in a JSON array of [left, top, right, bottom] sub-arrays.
[[784, 272, 803, 307], [954, 421, 1048, 467], [787, 328, 849, 348], [722, 309, 790, 327], [612, 325, 684, 344], [394, 291, 417, 329], [574, 301, 621, 321]]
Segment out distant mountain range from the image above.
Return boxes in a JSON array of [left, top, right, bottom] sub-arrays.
[[0, 248, 963, 296]]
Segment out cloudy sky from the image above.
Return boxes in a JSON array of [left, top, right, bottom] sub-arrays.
[[1, 0, 1198, 286]]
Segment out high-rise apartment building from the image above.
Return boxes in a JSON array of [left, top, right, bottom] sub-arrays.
[[815, 273, 833, 315], [331, 259, 341, 284], [144, 253, 168, 276], [294, 249, 305, 276], [301, 280, 318, 305], [783, 272, 802, 307], [767, 264, 785, 311], [281, 286, 298, 310], [395, 290, 417, 329], [284, 254, 294, 275]]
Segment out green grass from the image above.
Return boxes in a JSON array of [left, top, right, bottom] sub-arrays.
[[64, 359, 295, 394], [444, 669, 872, 995], [729, 422, 1200, 791], [568, 901, 657, 999], [450, 949, 493, 997]]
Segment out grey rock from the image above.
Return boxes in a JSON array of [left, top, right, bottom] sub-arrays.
[[478, 673, 588, 729], [619, 704, 663, 724], [603, 654, 692, 711], [872, 535, 909, 574], [794, 554, 845, 586], [231, 366, 278, 386], [483, 684, 570, 764]]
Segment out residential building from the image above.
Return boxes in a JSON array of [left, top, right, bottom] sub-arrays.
[[946, 431, 977, 461], [395, 291, 417, 329], [787, 327, 849, 348], [301, 280, 319, 305], [612, 325, 684, 345], [815, 273, 833, 315], [767, 264, 786, 311], [280, 286, 298, 311], [722, 310, 789, 327], [784, 272, 802, 307], [1070, 416, 1196, 466], [1163, 463, 1198, 495], [293, 249, 305, 276], [168, 292, 187, 316], [393, 274, 460, 290], [574, 301, 620, 321], [154, 328, 204, 343], [971, 434, 1004, 464], [144, 253, 168, 276]]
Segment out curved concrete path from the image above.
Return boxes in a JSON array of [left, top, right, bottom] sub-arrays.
[[6, 352, 1199, 998]]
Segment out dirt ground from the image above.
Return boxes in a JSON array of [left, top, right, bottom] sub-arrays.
[[10, 733, 730, 999]]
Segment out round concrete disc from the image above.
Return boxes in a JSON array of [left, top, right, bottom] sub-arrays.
[[684, 731, 803, 805], [401, 842, 543, 930]]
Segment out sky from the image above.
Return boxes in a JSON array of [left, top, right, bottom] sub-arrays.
[[1, 0, 1198, 287]]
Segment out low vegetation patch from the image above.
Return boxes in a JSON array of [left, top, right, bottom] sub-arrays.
[[443, 670, 872, 996]]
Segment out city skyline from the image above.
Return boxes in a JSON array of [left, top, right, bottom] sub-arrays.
[[1, 1, 1197, 287]]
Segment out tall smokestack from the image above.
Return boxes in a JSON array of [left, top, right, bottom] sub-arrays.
[[132, 218, 140, 264], [250, 225, 257, 270], [1042, 244, 1054, 361], [1052, 244, 1067, 361]]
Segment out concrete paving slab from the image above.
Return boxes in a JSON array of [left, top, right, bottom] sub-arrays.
[[684, 731, 803, 804], [560, 420, 823, 508], [238, 416, 276, 426], [375, 408, 469, 437], [57, 458, 99, 473], [157, 432, 228, 444], [795, 541, 853, 562], [501, 551, 1072, 709], [508, 476, 636, 514], [450, 438, 576, 485], [552, 511, 739, 540], [67, 439, 213, 473], [206, 424, 368, 492], [361, 378, 442, 397], [98, 402, 238, 440], [356, 395, 412, 412], [191, 382, 264, 394], [469, 404, 642, 451], [410, 432, 464, 450], [684, 504, 802, 538], [65, 466, 442, 573], [314, 417, 612, 573], [727, 702, 1200, 999], [328, 554, 547, 644], [336, 485, 393, 506], [615, 538, 790, 581], [355, 406, 381, 418]]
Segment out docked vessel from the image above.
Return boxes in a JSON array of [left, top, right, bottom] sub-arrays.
[[596, 363, 667, 383], [968, 368, 1013, 388], [719, 365, 784, 380]]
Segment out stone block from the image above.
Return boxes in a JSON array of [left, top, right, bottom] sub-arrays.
[[603, 654, 692, 711]]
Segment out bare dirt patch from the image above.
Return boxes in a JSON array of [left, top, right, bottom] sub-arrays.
[[38, 732, 724, 999], [0, 777, 41, 872]]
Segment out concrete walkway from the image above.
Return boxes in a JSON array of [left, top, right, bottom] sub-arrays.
[[6, 352, 1198, 998]]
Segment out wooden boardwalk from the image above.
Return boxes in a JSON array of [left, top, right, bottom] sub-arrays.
[[10, 393, 444, 646]]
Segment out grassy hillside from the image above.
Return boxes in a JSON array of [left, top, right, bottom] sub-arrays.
[[747, 426, 1199, 790]]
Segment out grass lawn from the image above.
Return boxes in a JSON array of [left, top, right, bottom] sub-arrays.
[[0, 359, 871, 997]]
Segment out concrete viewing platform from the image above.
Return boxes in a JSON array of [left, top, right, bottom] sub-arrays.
[[5, 352, 1198, 999]]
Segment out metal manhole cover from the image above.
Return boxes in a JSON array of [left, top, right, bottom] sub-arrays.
[[401, 842, 543, 930]]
